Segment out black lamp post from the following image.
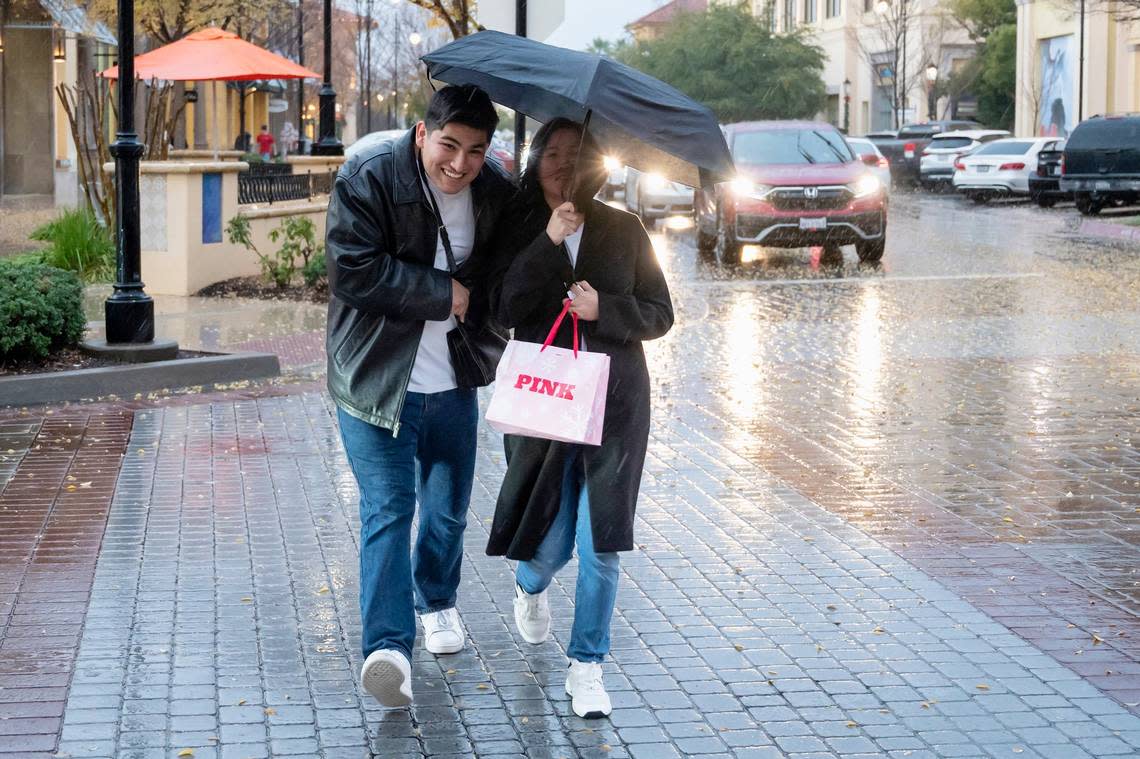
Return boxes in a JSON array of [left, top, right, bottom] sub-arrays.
[[104, 0, 153, 344], [312, 0, 343, 155]]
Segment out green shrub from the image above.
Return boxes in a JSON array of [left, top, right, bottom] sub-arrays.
[[302, 254, 327, 288], [29, 208, 115, 282], [0, 259, 86, 362], [226, 213, 326, 289]]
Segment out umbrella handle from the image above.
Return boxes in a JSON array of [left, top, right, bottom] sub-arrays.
[[564, 109, 594, 209]]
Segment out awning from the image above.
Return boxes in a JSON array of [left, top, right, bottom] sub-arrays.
[[37, 0, 116, 45]]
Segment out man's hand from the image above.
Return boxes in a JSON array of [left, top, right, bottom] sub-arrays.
[[451, 279, 470, 322], [546, 201, 584, 246], [567, 281, 599, 321]]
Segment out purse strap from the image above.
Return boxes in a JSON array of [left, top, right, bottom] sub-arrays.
[[416, 153, 459, 274], [540, 300, 579, 358]]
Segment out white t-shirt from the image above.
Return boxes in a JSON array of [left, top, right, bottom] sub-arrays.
[[407, 179, 474, 394], [563, 225, 586, 351]]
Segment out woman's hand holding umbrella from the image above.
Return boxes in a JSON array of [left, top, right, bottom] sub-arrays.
[[546, 201, 584, 245]]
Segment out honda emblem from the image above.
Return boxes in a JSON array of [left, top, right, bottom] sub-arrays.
[[803, 187, 819, 199]]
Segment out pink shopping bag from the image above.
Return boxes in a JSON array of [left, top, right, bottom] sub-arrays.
[[485, 303, 610, 445]]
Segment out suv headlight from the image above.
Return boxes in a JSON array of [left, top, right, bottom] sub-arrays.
[[729, 178, 774, 199], [850, 174, 882, 198]]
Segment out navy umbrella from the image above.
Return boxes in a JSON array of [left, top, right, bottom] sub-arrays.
[[421, 30, 734, 189]]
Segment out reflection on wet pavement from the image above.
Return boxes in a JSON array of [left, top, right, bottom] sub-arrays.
[[645, 192, 1140, 619]]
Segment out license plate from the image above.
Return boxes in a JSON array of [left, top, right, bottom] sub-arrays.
[[977, 166, 990, 173], [1050, 166, 1060, 176], [799, 217, 827, 231]]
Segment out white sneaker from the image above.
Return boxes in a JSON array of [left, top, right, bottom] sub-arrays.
[[360, 649, 412, 707], [513, 583, 550, 644], [421, 608, 465, 655], [565, 659, 612, 718]]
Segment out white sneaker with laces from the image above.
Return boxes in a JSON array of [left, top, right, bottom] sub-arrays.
[[565, 659, 612, 718], [421, 607, 465, 655], [360, 649, 413, 707], [513, 583, 551, 644]]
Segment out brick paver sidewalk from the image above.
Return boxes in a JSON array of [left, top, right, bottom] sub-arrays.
[[1, 390, 1130, 759]]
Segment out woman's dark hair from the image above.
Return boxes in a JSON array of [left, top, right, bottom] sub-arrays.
[[519, 117, 607, 211], [424, 84, 499, 142]]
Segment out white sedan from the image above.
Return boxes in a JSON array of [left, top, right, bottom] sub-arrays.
[[624, 167, 694, 222], [952, 137, 1062, 203]]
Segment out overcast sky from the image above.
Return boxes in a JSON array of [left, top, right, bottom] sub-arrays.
[[542, 0, 666, 51]]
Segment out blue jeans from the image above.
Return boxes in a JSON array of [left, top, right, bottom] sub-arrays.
[[337, 388, 477, 660], [515, 450, 620, 663]]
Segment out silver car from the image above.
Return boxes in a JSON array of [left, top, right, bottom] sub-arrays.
[[624, 167, 694, 222], [919, 129, 1010, 189]]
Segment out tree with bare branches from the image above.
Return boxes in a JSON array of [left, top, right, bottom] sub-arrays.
[[403, 0, 479, 39]]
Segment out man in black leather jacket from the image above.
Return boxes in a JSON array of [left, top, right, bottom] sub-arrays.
[[325, 85, 514, 708]]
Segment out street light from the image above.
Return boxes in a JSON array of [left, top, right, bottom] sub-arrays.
[[408, 31, 422, 46], [925, 62, 938, 120], [52, 26, 65, 61], [312, 0, 344, 155]]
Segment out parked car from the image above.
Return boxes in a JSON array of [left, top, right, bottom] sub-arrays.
[[1060, 114, 1140, 215], [873, 120, 983, 185], [694, 121, 888, 265], [624, 167, 694, 222], [951, 137, 1062, 203], [846, 137, 892, 194], [1028, 142, 1068, 207], [600, 156, 625, 200], [919, 129, 1010, 190], [344, 129, 406, 159], [488, 135, 516, 175]]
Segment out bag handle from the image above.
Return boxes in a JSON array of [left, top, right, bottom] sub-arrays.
[[540, 300, 579, 357]]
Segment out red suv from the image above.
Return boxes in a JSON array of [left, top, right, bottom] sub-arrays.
[[696, 121, 888, 264]]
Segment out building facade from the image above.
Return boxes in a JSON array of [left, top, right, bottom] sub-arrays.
[[750, 0, 978, 134], [1015, 0, 1140, 139]]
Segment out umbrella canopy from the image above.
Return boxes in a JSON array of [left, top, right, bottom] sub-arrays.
[[101, 28, 320, 82], [421, 30, 734, 188]]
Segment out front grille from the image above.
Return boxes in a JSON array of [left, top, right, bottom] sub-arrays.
[[767, 186, 851, 211]]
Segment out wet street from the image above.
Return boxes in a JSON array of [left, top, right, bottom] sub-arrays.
[[643, 191, 1140, 615], [2, 191, 1140, 758]]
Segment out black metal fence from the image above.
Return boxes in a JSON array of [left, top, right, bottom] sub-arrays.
[[237, 169, 337, 205]]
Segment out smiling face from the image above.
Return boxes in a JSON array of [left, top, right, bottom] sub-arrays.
[[538, 127, 582, 207], [415, 121, 490, 194]]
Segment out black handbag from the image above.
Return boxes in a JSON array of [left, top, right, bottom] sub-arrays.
[[419, 157, 508, 388]]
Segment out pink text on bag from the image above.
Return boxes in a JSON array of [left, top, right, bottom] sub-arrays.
[[513, 374, 576, 400]]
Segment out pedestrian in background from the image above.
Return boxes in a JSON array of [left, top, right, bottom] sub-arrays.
[[486, 117, 674, 719], [325, 84, 514, 708], [255, 125, 275, 161]]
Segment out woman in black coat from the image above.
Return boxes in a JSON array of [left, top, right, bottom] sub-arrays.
[[487, 118, 673, 719]]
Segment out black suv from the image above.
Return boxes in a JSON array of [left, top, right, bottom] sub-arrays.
[[1061, 115, 1140, 215]]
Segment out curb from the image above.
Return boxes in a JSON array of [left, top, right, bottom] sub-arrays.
[[0, 352, 281, 407]]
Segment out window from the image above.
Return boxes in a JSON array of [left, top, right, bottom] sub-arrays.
[[826, 0, 842, 17], [783, 0, 797, 29], [973, 140, 1034, 156], [804, 0, 817, 22], [732, 128, 855, 165]]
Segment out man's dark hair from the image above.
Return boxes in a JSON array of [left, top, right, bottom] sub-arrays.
[[424, 84, 498, 142]]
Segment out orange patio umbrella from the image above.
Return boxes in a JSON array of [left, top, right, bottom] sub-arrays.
[[100, 28, 320, 81], [101, 28, 320, 152]]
